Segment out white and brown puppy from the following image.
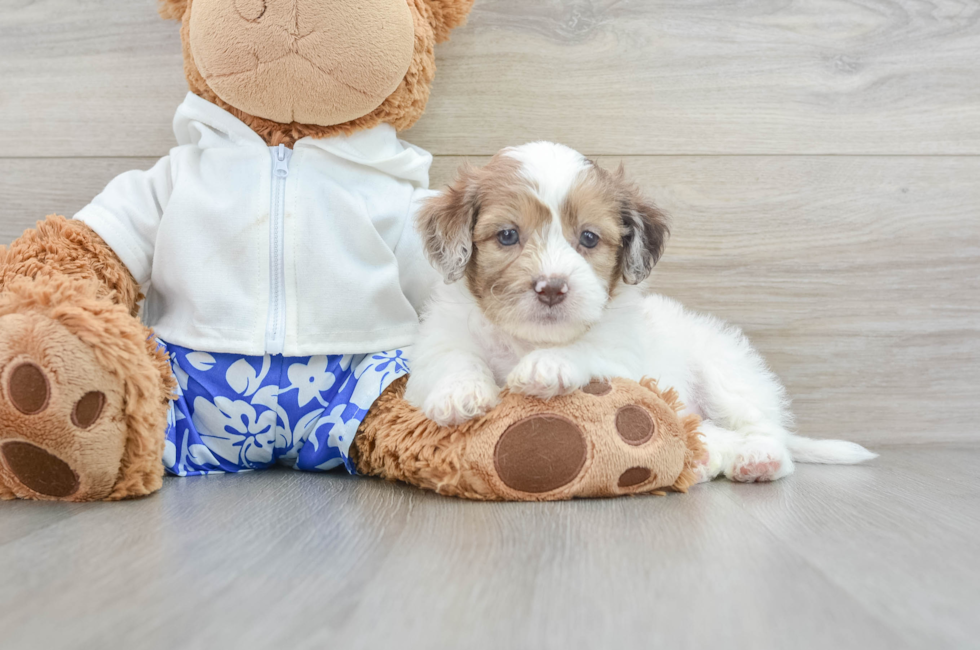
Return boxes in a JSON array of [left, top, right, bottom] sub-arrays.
[[405, 142, 875, 482]]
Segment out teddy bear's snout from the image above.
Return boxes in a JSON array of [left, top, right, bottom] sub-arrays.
[[190, 0, 417, 126]]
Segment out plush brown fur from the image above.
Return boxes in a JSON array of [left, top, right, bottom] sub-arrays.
[[353, 376, 705, 501], [423, 0, 476, 43], [0, 262, 174, 501], [0, 217, 173, 500], [0, 215, 142, 316]]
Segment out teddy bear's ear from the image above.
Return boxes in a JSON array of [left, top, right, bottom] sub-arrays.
[[423, 0, 475, 43], [158, 0, 189, 21]]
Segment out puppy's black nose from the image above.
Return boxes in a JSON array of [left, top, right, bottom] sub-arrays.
[[534, 277, 569, 306]]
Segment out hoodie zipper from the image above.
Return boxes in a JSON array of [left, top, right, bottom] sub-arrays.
[[265, 143, 292, 355]]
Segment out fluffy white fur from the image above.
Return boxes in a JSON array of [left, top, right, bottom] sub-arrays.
[[406, 142, 877, 483]]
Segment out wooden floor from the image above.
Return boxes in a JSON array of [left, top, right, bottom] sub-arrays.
[[1, 1, 978, 648], [0, 444, 977, 650]]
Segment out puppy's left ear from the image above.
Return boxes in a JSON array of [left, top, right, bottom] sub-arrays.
[[617, 168, 669, 285]]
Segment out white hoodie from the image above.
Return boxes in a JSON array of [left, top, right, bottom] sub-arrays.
[[75, 93, 440, 357]]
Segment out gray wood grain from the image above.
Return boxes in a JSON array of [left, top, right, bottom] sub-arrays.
[[3, 155, 976, 445], [0, 445, 976, 650], [725, 445, 980, 648], [1, 0, 979, 157]]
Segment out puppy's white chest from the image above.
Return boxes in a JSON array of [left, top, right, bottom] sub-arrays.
[[482, 333, 528, 386]]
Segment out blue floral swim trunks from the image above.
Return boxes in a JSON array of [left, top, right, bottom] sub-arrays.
[[160, 341, 409, 476]]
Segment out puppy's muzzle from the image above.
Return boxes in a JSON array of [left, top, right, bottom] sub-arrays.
[[534, 276, 569, 307]]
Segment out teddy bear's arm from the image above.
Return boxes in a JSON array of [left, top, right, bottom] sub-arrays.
[[1, 216, 141, 316]]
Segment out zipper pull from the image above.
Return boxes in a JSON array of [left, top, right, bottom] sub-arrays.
[[273, 143, 290, 177]]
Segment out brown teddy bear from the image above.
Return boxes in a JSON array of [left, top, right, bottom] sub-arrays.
[[0, 0, 704, 502]]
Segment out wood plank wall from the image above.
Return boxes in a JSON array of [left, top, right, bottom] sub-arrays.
[[1, 0, 977, 444]]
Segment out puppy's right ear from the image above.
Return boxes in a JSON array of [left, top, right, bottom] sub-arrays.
[[416, 166, 481, 283]]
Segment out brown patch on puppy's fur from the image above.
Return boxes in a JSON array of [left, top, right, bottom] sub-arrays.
[[560, 166, 630, 296], [565, 163, 669, 287], [417, 154, 536, 284], [419, 152, 566, 332], [465, 173, 550, 314]]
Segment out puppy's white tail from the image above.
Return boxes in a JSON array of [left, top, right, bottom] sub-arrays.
[[786, 435, 878, 464]]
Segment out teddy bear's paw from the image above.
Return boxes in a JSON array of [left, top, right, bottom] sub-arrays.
[[727, 437, 794, 483], [0, 312, 129, 501], [477, 378, 701, 500], [422, 374, 501, 426], [506, 351, 591, 400]]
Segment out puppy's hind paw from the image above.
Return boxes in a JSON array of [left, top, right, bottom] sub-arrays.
[[727, 438, 794, 483]]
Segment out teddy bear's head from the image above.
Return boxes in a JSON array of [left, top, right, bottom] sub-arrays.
[[160, 0, 473, 145]]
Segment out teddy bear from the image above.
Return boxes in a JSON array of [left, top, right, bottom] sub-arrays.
[[0, 0, 704, 502]]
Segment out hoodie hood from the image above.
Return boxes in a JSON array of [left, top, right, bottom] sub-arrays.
[[173, 92, 432, 189]]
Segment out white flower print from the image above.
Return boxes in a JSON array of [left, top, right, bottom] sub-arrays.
[[187, 443, 220, 469], [226, 357, 270, 397], [285, 357, 337, 407], [192, 396, 278, 468], [309, 404, 353, 470], [306, 403, 347, 454], [185, 351, 217, 372]]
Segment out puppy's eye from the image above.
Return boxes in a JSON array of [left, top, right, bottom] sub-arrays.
[[497, 229, 520, 246], [579, 231, 600, 249]]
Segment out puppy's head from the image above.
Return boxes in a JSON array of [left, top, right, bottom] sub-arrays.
[[418, 142, 669, 345]]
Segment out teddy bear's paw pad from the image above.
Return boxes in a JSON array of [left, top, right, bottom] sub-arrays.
[[582, 379, 612, 396], [0, 441, 80, 498], [0, 322, 128, 501], [8, 363, 51, 415], [494, 415, 587, 493], [71, 392, 106, 429], [615, 405, 656, 446], [618, 466, 655, 488]]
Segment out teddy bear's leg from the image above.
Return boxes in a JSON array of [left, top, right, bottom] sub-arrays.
[[354, 377, 706, 501], [0, 278, 172, 501], [0, 217, 173, 501], [352, 377, 500, 500]]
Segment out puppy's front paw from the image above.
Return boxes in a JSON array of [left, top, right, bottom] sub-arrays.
[[507, 351, 589, 399], [422, 376, 501, 426]]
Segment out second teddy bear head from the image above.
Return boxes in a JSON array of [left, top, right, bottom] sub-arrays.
[[159, 0, 473, 145]]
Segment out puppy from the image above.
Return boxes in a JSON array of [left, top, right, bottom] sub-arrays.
[[405, 142, 875, 482]]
